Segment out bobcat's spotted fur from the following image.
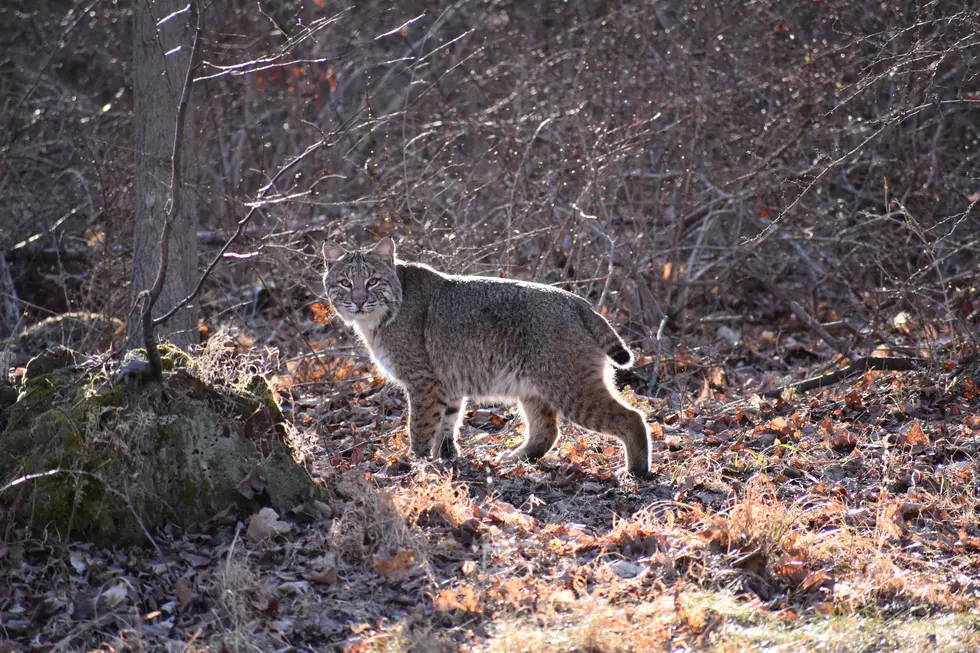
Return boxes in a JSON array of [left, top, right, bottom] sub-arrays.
[[321, 238, 651, 478]]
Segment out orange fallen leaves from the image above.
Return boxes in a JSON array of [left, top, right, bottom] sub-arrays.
[[311, 301, 334, 324], [372, 548, 416, 577], [825, 426, 858, 451], [898, 421, 930, 449], [433, 586, 481, 613], [767, 417, 793, 436]]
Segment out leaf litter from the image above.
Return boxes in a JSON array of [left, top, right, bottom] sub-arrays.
[[3, 320, 980, 652]]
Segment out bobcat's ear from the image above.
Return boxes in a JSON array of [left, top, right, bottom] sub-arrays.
[[322, 241, 347, 263], [369, 237, 396, 264]]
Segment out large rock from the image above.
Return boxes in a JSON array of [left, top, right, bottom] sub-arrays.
[[0, 345, 315, 544]]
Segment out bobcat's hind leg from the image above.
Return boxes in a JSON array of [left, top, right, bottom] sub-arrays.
[[555, 367, 652, 478], [568, 394, 650, 478], [501, 397, 560, 463], [434, 398, 464, 459]]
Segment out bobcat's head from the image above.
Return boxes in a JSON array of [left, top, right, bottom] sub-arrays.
[[321, 238, 402, 329]]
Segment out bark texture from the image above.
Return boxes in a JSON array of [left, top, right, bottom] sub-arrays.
[[130, 0, 200, 350]]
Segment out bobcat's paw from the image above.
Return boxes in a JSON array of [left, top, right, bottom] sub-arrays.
[[617, 465, 652, 484]]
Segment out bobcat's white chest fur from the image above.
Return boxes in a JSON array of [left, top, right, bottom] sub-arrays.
[[355, 324, 400, 382]]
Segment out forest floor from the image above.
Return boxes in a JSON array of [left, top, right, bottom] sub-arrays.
[[4, 308, 980, 652]]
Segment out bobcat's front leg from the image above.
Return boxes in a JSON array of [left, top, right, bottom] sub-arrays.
[[406, 385, 447, 459]]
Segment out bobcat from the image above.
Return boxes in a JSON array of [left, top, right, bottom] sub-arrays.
[[321, 238, 651, 478]]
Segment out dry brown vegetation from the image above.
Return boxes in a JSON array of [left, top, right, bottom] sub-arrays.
[[2, 0, 980, 650]]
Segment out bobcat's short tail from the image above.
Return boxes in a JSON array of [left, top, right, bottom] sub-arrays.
[[577, 302, 635, 369]]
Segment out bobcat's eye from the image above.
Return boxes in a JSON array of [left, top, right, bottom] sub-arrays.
[[366, 278, 380, 288], [338, 279, 352, 289]]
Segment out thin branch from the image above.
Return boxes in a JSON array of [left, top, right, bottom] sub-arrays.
[[646, 315, 668, 397], [152, 137, 329, 327]]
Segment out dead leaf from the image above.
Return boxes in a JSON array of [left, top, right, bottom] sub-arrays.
[[304, 567, 339, 585], [736, 550, 767, 575], [174, 578, 201, 609], [800, 570, 831, 592], [775, 557, 807, 584], [69, 552, 88, 574], [708, 366, 727, 388], [246, 507, 293, 542], [373, 548, 416, 577], [311, 302, 334, 324], [878, 499, 908, 539], [549, 589, 577, 610], [180, 551, 211, 568], [700, 518, 732, 551], [489, 500, 537, 531], [767, 417, 793, 436], [893, 311, 912, 334], [71, 591, 96, 620], [100, 584, 129, 609], [608, 560, 644, 579], [433, 586, 480, 613], [278, 580, 311, 595], [826, 427, 858, 451], [649, 423, 665, 440], [898, 422, 929, 449]]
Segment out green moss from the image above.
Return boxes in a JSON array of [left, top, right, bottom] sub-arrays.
[[24, 346, 77, 379], [157, 343, 192, 369], [0, 346, 314, 545], [246, 374, 284, 422]]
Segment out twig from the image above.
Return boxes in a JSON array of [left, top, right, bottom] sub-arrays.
[[570, 202, 617, 311], [152, 137, 330, 327], [196, 226, 261, 245], [646, 315, 668, 396], [225, 520, 243, 575], [0, 469, 163, 556], [790, 300, 853, 358]]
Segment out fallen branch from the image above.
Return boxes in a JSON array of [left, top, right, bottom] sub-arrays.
[[790, 300, 853, 358], [771, 299, 924, 396], [766, 355, 923, 398]]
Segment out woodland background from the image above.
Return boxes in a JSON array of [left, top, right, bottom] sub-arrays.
[[2, 0, 980, 651]]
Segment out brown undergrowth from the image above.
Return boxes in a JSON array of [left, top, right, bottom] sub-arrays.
[[3, 315, 980, 651]]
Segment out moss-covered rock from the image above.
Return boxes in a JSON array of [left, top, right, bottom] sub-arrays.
[[2, 312, 123, 368], [0, 346, 316, 545]]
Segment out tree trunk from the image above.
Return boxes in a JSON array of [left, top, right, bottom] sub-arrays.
[[130, 0, 200, 351]]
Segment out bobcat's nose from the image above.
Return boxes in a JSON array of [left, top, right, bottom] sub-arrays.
[[352, 297, 366, 309]]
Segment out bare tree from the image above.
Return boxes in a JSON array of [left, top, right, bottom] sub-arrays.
[[130, 0, 201, 351]]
